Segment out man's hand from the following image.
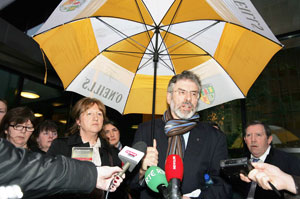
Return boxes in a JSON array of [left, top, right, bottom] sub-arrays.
[[240, 173, 251, 183], [96, 166, 124, 192], [240, 162, 297, 194], [139, 139, 158, 178]]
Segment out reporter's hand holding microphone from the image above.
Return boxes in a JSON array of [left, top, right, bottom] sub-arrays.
[[96, 140, 148, 196], [240, 162, 297, 194], [96, 166, 124, 192]]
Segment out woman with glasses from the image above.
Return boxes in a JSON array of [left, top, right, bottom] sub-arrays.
[[0, 106, 36, 149]]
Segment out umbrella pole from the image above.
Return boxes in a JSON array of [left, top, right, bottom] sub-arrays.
[[151, 27, 160, 144]]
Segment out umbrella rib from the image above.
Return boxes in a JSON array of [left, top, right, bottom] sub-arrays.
[[137, 53, 208, 73], [104, 49, 153, 56], [138, 56, 156, 71], [161, 53, 209, 57], [125, 50, 173, 72], [103, 49, 157, 71], [136, 52, 206, 72], [154, 20, 218, 72], [157, 57, 176, 73], [157, 0, 183, 52], [95, 17, 154, 54], [134, 0, 156, 52], [159, 21, 220, 56], [157, 53, 209, 72], [151, 0, 183, 73]]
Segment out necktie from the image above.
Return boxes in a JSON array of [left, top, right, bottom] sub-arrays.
[[247, 158, 260, 199]]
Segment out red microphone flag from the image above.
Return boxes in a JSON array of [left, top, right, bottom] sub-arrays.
[[165, 154, 184, 182]]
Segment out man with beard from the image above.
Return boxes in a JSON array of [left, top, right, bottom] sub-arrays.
[[129, 71, 231, 199]]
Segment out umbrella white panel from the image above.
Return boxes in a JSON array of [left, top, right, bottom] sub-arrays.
[[163, 20, 225, 57], [191, 59, 244, 110], [66, 54, 134, 113], [36, 0, 91, 34], [271, 134, 282, 144], [207, 0, 280, 43], [269, 125, 282, 131], [143, 0, 174, 25], [92, 17, 153, 53]]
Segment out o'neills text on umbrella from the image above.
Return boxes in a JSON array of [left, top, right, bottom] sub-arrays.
[[82, 77, 123, 103], [234, 1, 264, 31]]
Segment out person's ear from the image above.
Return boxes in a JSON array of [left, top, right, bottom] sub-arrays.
[[167, 92, 172, 105], [76, 119, 80, 127], [268, 135, 273, 145]]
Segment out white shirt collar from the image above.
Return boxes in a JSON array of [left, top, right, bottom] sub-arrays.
[[251, 145, 271, 162], [90, 138, 102, 166], [182, 132, 190, 149]]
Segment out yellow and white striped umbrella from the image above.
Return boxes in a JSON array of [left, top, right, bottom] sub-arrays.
[[34, 0, 282, 115]]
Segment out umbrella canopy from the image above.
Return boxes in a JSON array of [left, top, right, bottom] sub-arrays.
[[34, 0, 282, 115], [230, 125, 299, 148], [230, 136, 243, 149], [269, 125, 299, 144]]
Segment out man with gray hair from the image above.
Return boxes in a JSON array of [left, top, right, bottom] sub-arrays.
[[130, 70, 231, 199]]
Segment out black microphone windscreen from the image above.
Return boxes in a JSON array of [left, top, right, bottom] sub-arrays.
[[132, 141, 147, 153]]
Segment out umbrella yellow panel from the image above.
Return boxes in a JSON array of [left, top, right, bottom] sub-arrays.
[[230, 136, 243, 149], [34, 19, 99, 88], [124, 74, 171, 114], [162, 0, 223, 25], [275, 131, 299, 143], [93, 0, 154, 25], [214, 23, 282, 95]]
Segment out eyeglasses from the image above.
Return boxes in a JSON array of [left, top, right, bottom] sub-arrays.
[[173, 88, 199, 99], [9, 124, 34, 132]]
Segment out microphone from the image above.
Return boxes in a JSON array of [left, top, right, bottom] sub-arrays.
[[165, 154, 184, 199], [117, 141, 147, 177], [145, 166, 169, 199]]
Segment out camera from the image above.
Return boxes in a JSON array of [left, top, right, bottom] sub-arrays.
[[220, 157, 253, 179]]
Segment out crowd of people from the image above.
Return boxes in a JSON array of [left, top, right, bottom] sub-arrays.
[[1, 71, 300, 199]]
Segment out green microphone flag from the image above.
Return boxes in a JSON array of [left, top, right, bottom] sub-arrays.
[[145, 166, 168, 193]]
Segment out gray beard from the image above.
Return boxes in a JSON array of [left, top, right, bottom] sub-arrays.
[[170, 100, 196, 119]]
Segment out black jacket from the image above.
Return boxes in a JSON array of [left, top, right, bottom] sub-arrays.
[[0, 138, 97, 199], [30, 144, 46, 154], [47, 133, 126, 199], [232, 146, 300, 199], [130, 118, 232, 199], [47, 133, 121, 167]]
